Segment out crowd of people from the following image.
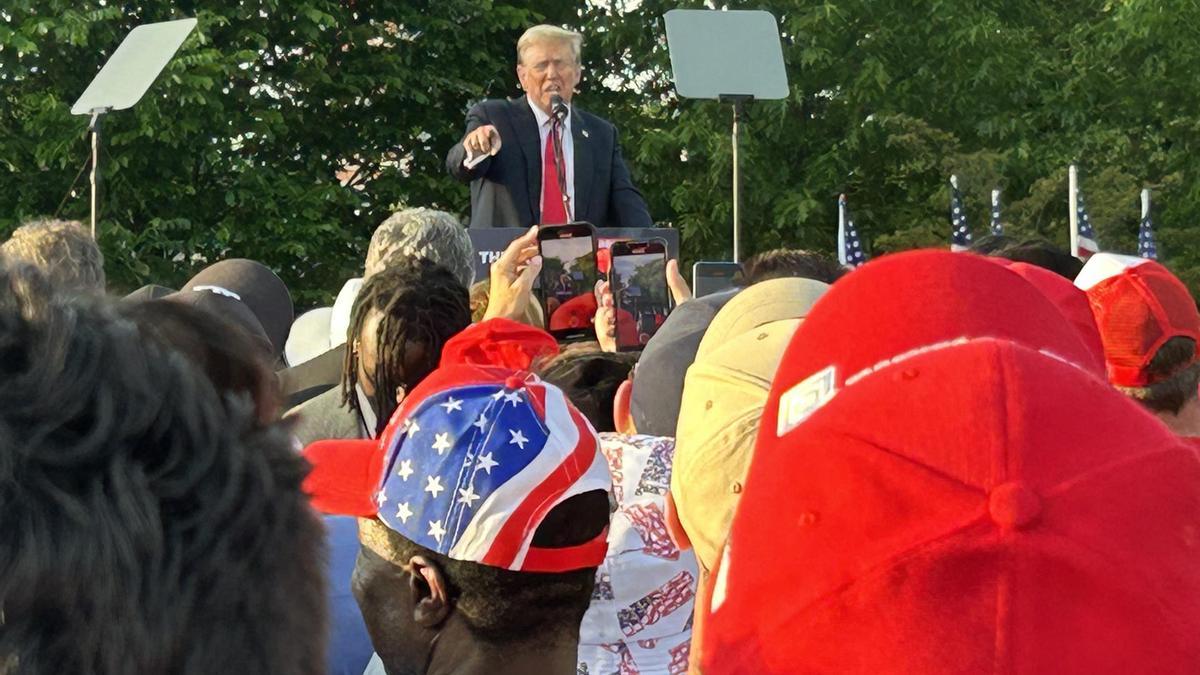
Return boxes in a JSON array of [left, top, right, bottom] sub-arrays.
[[5, 20, 1200, 675], [4, 203, 1200, 675]]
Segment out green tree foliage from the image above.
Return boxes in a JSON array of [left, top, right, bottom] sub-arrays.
[[3, 0, 1199, 304]]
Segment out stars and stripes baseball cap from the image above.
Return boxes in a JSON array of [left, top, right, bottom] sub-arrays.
[[1074, 253, 1200, 387], [302, 319, 613, 573], [700, 250, 1200, 673]]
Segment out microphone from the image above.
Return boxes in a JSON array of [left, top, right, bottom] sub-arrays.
[[550, 94, 568, 122]]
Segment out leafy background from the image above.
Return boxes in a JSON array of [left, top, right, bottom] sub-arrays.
[[3, 0, 1198, 307]]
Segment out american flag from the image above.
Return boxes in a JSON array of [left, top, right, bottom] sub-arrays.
[[950, 175, 973, 251], [1139, 190, 1158, 260], [990, 189, 1004, 236], [1074, 188, 1101, 259], [837, 194, 867, 268], [375, 377, 611, 569], [617, 570, 696, 638]]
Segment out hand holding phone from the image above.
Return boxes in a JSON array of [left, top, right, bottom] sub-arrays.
[[610, 240, 674, 351], [537, 223, 599, 341], [482, 226, 542, 323]]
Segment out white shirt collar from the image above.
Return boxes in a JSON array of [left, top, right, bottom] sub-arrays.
[[527, 94, 570, 128]]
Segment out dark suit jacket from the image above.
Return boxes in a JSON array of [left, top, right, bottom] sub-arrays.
[[446, 97, 653, 229], [284, 386, 362, 448]]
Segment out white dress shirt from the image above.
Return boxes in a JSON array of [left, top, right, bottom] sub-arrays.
[[527, 95, 575, 221]]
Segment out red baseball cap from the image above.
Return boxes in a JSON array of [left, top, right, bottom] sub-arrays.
[[992, 259, 1106, 377], [1074, 253, 1200, 387], [700, 251, 1200, 673]]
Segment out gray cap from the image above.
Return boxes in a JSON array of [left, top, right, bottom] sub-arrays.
[[630, 288, 740, 437]]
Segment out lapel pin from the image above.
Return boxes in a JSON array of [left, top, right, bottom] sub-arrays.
[[582, 129, 590, 139]]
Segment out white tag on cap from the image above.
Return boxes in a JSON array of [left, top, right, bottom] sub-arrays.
[[776, 365, 837, 437]]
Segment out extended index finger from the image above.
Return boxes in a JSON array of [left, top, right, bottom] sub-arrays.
[[497, 226, 540, 268]]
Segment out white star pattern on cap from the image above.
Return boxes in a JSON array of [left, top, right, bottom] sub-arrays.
[[509, 429, 529, 449], [376, 490, 387, 505], [405, 418, 420, 435], [477, 452, 499, 474], [425, 475, 444, 498], [491, 390, 506, 401], [458, 485, 481, 507], [503, 390, 523, 406], [396, 502, 413, 523], [428, 520, 446, 543], [397, 460, 414, 481], [440, 397, 463, 413], [432, 432, 452, 455], [473, 414, 488, 431]]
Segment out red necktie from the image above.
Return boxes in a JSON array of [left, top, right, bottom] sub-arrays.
[[541, 119, 568, 224]]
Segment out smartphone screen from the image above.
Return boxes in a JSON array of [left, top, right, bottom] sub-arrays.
[[611, 241, 671, 351], [692, 261, 742, 298], [538, 223, 598, 341]]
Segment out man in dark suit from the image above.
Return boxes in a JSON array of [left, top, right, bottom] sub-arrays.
[[446, 25, 653, 229]]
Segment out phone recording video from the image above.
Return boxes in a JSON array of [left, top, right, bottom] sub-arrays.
[[611, 240, 672, 351], [537, 223, 599, 341]]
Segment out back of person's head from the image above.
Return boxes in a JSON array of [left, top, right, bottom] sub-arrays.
[[700, 250, 1200, 673], [365, 207, 475, 288], [1, 218, 105, 295], [671, 277, 828, 575], [179, 258, 294, 362], [342, 258, 472, 436], [0, 265, 326, 674], [539, 345, 637, 433], [736, 249, 845, 286], [967, 233, 1012, 255], [1119, 337, 1200, 414], [119, 297, 282, 424], [305, 320, 611, 672], [986, 237, 1083, 280], [1075, 253, 1200, 418], [629, 288, 740, 437]]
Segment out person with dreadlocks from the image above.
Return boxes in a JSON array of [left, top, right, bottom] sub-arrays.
[[288, 257, 472, 444], [286, 257, 472, 674]]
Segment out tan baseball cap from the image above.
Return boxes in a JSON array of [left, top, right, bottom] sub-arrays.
[[670, 277, 829, 573]]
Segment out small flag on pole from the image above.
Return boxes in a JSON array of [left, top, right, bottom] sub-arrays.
[[949, 175, 973, 252], [1073, 183, 1101, 259], [990, 189, 1004, 236], [1139, 188, 1157, 260], [838, 194, 867, 268]]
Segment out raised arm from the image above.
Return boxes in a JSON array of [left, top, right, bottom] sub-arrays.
[[446, 102, 498, 183]]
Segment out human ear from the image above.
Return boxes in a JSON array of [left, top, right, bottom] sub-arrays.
[[408, 555, 450, 628], [614, 378, 637, 435]]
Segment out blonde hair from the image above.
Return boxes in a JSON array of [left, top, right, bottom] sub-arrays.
[[468, 278, 545, 329], [517, 24, 583, 65], [1, 218, 105, 295]]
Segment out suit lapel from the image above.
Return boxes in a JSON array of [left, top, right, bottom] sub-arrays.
[[572, 108, 594, 224], [508, 97, 542, 223]]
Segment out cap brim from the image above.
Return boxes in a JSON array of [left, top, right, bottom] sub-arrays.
[[302, 438, 385, 516]]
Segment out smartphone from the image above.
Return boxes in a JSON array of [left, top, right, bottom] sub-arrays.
[[692, 261, 742, 298], [611, 240, 672, 352], [537, 222, 599, 341]]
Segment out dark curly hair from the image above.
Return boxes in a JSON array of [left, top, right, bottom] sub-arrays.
[[342, 258, 472, 434], [1116, 336, 1200, 414], [0, 263, 327, 674], [736, 249, 846, 286]]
